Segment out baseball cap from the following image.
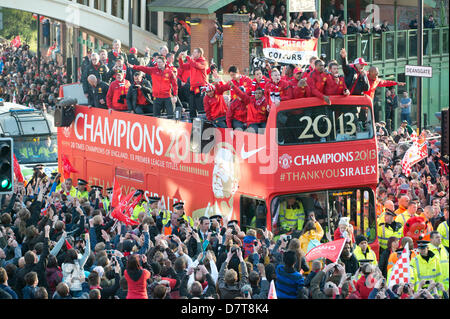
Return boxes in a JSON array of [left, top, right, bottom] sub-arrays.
[[353, 57, 368, 66], [129, 47, 137, 54], [293, 67, 302, 75]]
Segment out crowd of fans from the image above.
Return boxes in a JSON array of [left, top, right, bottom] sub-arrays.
[[0, 114, 447, 299], [0, 40, 66, 111]]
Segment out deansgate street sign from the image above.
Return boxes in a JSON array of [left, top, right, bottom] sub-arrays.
[[405, 65, 433, 78]]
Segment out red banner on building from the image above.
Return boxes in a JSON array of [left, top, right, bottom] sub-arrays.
[[259, 36, 318, 65], [305, 238, 346, 263]]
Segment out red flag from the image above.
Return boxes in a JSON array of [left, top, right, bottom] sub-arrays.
[[111, 191, 139, 226], [61, 154, 78, 179], [65, 240, 73, 250], [13, 153, 24, 183], [305, 238, 346, 263], [124, 193, 142, 217], [11, 36, 21, 48], [268, 280, 277, 299], [111, 177, 121, 208]]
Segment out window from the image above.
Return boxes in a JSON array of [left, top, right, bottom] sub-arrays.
[[115, 167, 145, 182], [271, 187, 376, 243], [240, 196, 267, 233], [277, 105, 373, 145], [13, 135, 57, 164]]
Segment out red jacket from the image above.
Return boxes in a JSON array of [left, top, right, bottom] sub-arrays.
[[264, 79, 291, 106], [354, 275, 375, 299], [307, 70, 329, 99], [289, 78, 311, 98], [226, 96, 248, 127], [179, 56, 208, 92], [324, 74, 348, 96], [106, 79, 131, 110], [364, 78, 399, 100], [234, 85, 269, 125], [203, 82, 230, 121], [230, 75, 253, 100], [132, 65, 177, 98], [124, 269, 151, 299], [177, 59, 190, 83]]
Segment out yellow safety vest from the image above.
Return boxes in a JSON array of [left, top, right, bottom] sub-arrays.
[[353, 245, 378, 266], [377, 221, 403, 250], [395, 210, 413, 226], [428, 243, 449, 290], [75, 189, 89, 200], [131, 204, 146, 221], [101, 198, 110, 214], [279, 201, 305, 232], [410, 252, 442, 291], [56, 184, 78, 198], [437, 221, 449, 249]]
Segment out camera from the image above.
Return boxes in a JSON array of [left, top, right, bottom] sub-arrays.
[[231, 246, 238, 254], [177, 217, 186, 224], [283, 235, 292, 242]]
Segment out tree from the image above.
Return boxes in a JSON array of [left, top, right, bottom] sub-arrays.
[[0, 8, 37, 43]]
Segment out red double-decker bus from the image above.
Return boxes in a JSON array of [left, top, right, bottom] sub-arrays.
[[57, 87, 379, 255]]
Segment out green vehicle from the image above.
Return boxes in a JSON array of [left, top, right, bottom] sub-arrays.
[[0, 100, 58, 181]]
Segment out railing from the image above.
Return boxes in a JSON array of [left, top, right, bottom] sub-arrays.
[[248, 27, 449, 64]]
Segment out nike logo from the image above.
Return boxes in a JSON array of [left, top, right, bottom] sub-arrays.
[[241, 146, 265, 159]]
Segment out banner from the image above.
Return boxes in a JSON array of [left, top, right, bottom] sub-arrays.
[[11, 36, 21, 48], [289, 0, 316, 12], [305, 238, 346, 262], [259, 36, 318, 65], [401, 131, 427, 177], [388, 242, 411, 288]]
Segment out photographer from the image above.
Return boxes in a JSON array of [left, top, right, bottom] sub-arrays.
[[106, 69, 131, 112], [217, 246, 249, 299], [126, 71, 153, 115], [180, 261, 216, 299]]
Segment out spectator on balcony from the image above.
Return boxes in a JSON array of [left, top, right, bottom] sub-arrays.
[[309, 11, 323, 27], [263, 23, 278, 36], [250, 21, 264, 39], [253, 1, 268, 18], [313, 21, 321, 39], [299, 22, 313, 40], [339, 20, 347, 35], [399, 91, 412, 125], [238, 4, 249, 15], [424, 15, 436, 29], [380, 20, 391, 32], [323, 0, 337, 23], [336, 3, 345, 22], [320, 22, 329, 41], [409, 15, 418, 29]]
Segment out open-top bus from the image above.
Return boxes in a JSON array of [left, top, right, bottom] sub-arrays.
[[57, 89, 379, 255]]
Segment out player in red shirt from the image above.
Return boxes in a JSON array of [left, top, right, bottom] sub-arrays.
[[232, 84, 269, 133], [178, 48, 208, 119], [226, 84, 249, 130], [202, 82, 230, 128], [106, 70, 131, 112], [324, 61, 350, 96], [264, 68, 292, 107], [228, 65, 253, 100], [281, 64, 296, 82], [251, 67, 270, 96], [364, 66, 405, 100], [301, 56, 317, 79], [289, 67, 311, 99], [306, 59, 331, 104], [129, 56, 178, 118]]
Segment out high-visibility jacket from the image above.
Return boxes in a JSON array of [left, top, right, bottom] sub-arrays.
[[101, 198, 110, 214], [437, 220, 449, 249], [159, 209, 171, 226], [38, 146, 57, 158], [395, 209, 413, 226], [377, 220, 403, 250], [279, 201, 305, 232], [131, 203, 146, 221], [56, 184, 78, 198], [74, 189, 89, 200], [182, 214, 194, 228], [428, 243, 449, 290], [353, 245, 378, 266], [410, 251, 442, 291]]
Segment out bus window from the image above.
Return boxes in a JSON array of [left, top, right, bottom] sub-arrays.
[[277, 104, 374, 145], [272, 188, 376, 243], [14, 135, 57, 164], [240, 196, 267, 233]]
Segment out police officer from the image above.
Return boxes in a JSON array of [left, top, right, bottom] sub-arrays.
[[131, 190, 147, 221], [56, 177, 77, 198], [147, 197, 167, 233], [428, 231, 449, 290], [163, 208, 183, 236], [102, 187, 113, 214], [278, 197, 305, 234], [377, 209, 403, 254], [410, 240, 442, 291], [173, 202, 194, 228], [89, 185, 103, 207], [75, 179, 89, 200], [27, 164, 48, 189]]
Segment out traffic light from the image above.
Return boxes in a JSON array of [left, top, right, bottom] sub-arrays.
[[435, 109, 449, 156], [0, 138, 13, 194]]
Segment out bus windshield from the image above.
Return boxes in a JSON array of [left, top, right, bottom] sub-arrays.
[[277, 104, 374, 145], [271, 188, 376, 243], [13, 135, 58, 164]]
